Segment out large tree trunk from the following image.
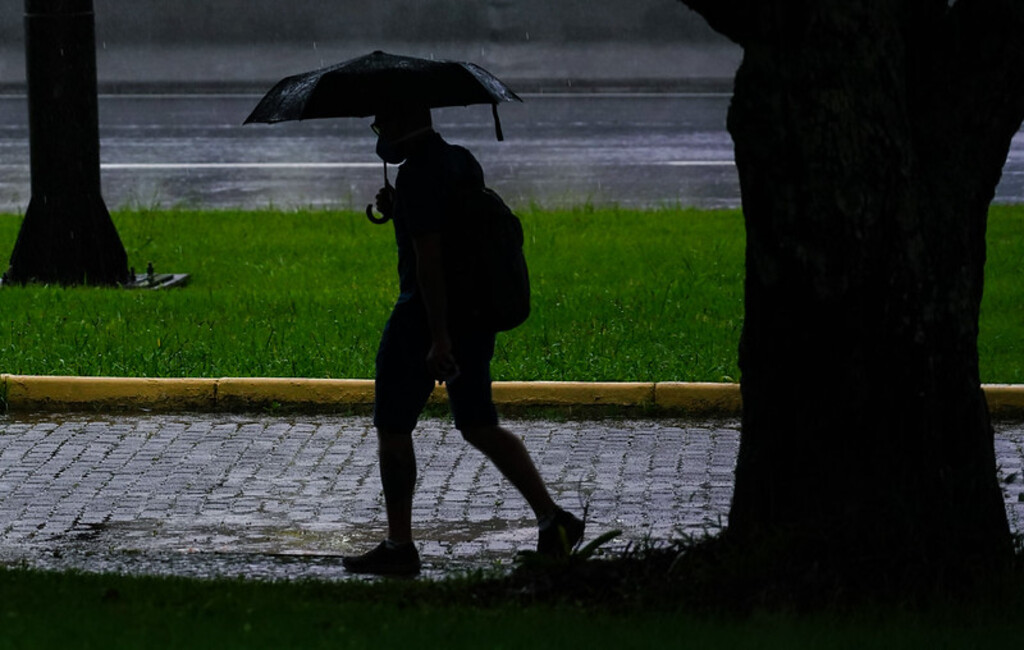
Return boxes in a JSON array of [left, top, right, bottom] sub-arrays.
[[680, 0, 1023, 586]]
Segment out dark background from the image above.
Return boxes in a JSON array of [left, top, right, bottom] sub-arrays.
[[0, 1, 739, 88], [1, 0, 723, 45]]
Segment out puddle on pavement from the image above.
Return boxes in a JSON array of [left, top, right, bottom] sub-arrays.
[[2, 517, 540, 582]]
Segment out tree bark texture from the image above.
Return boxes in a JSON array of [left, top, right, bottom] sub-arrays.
[[681, 0, 1024, 576]]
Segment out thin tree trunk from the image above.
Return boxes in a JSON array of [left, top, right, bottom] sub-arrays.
[[5, 0, 128, 286]]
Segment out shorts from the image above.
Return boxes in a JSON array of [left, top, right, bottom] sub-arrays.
[[373, 299, 499, 433]]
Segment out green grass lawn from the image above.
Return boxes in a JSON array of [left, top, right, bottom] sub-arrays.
[[0, 205, 1021, 382], [979, 207, 1024, 382], [0, 205, 745, 382]]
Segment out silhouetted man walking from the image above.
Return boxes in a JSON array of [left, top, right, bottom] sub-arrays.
[[342, 107, 583, 575]]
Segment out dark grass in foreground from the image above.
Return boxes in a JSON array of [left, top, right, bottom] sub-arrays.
[[1, 205, 1021, 383], [2, 542, 1023, 650]]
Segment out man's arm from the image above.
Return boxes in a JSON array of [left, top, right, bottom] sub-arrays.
[[412, 232, 459, 381]]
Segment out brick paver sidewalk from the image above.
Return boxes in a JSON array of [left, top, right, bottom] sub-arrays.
[[1, 413, 1021, 581]]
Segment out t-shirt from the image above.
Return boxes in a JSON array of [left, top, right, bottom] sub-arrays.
[[391, 132, 484, 303]]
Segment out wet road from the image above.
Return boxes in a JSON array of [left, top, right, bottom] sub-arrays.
[[0, 92, 737, 212], [1, 92, 1022, 212]]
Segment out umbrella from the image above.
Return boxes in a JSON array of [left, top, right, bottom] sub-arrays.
[[243, 50, 522, 140]]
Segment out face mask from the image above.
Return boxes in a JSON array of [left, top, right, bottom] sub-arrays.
[[375, 138, 408, 165]]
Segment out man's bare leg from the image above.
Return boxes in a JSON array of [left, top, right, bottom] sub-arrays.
[[377, 428, 416, 543], [460, 424, 558, 520], [341, 428, 421, 575]]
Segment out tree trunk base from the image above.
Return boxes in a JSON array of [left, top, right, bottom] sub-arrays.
[[5, 194, 129, 286], [669, 528, 1016, 611]]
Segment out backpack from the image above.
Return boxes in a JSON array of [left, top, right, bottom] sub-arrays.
[[442, 186, 530, 332]]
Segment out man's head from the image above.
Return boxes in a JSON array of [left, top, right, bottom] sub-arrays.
[[372, 107, 433, 164]]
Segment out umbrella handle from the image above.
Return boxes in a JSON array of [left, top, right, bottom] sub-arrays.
[[366, 162, 393, 224], [366, 203, 390, 224]]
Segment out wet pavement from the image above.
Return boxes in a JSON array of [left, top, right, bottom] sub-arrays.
[[0, 42, 750, 211], [1, 412, 1022, 582], [0, 92, 743, 212], [1, 41, 1022, 211], [1, 92, 1022, 212]]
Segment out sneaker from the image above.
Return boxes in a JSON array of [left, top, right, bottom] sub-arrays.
[[537, 508, 585, 557], [342, 540, 421, 576]]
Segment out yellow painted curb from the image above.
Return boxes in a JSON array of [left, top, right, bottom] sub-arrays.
[[492, 381, 655, 406], [983, 385, 1024, 417], [216, 377, 376, 409], [655, 381, 742, 413], [4, 375, 216, 410], [1, 375, 1022, 418]]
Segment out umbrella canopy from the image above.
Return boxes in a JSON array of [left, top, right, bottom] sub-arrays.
[[243, 50, 522, 138]]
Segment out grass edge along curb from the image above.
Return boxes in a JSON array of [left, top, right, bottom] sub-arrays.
[[2, 374, 1023, 417]]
